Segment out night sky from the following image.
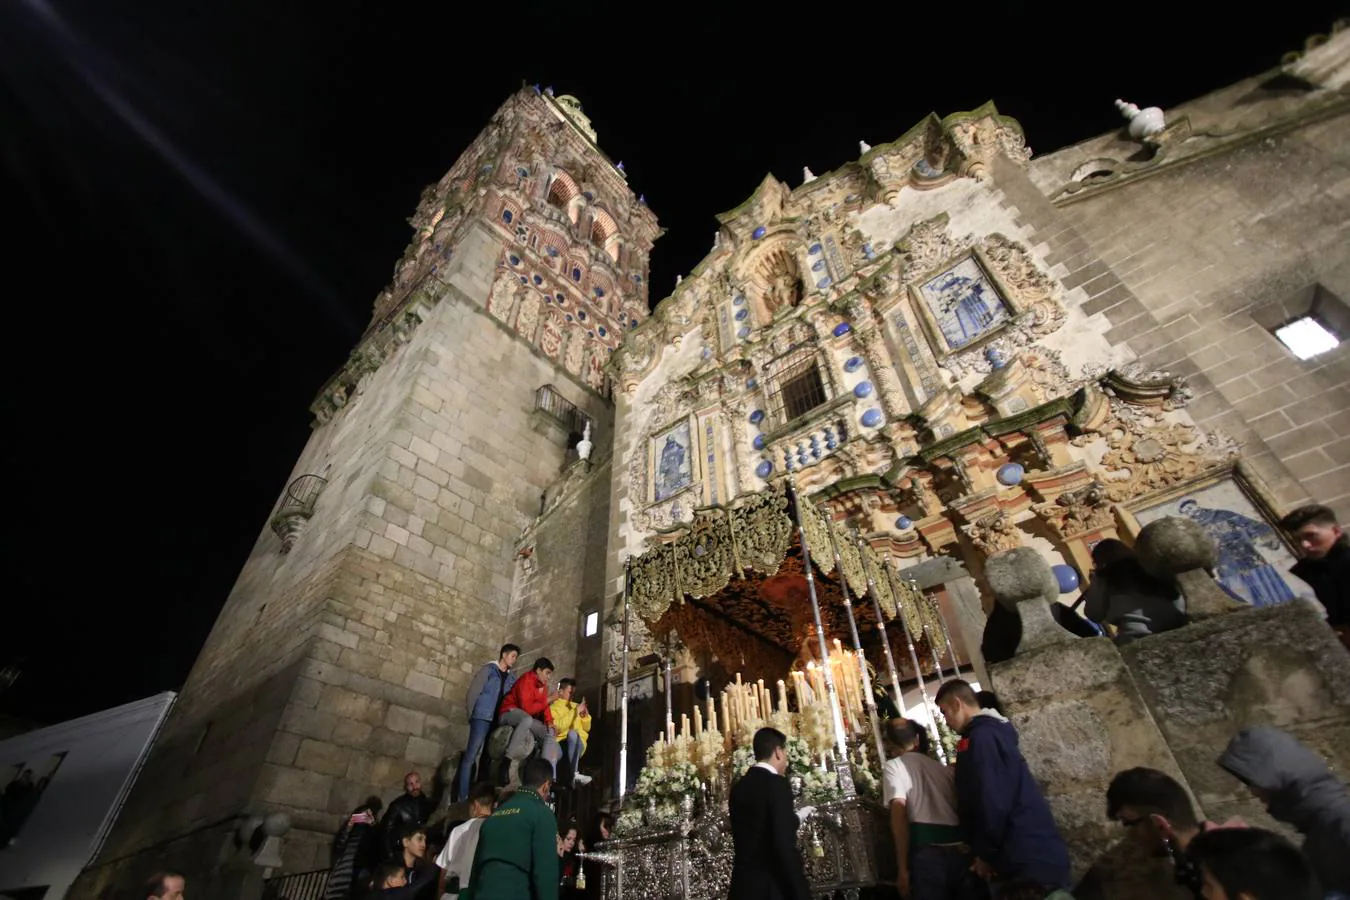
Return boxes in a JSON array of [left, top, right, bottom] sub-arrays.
[[2, 1, 1342, 725]]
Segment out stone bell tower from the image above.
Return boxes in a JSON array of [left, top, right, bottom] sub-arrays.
[[74, 87, 660, 897]]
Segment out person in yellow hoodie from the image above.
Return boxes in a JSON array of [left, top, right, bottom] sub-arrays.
[[549, 678, 593, 787]]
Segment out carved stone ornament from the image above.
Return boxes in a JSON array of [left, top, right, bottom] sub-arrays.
[[1033, 480, 1115, 539], [607, 613, 657, 679], [311, 308, 427, 427], [962, 508, 1023, 555], [895, 216, 971, 282], [1075, 400, 1238, 504]]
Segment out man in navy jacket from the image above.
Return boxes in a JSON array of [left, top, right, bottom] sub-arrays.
[[935, 679, 1070, 894]]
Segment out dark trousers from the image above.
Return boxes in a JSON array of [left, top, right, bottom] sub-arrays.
[[911, 843, 989, 900]]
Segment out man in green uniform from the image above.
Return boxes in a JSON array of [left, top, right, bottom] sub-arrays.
[[462, 757, 558, 900]]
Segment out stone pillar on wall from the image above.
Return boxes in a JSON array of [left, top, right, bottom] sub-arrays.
[[1121, 601, 1350, 832], [904, 556, 990, 687], [981, 548, 1191, 887], [990, 637, 1197, 898]]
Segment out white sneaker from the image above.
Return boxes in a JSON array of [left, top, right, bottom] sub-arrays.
[[573, 771, 593, 786]]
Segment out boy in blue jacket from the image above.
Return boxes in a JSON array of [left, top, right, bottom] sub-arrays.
[[935, 679, 1070, 897]]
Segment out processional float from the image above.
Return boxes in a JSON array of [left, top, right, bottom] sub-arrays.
[[580, 473, 970, 900]]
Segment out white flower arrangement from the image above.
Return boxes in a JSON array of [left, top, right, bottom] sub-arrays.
[[614, 807, 644, 834], [801, 766, 843, 804], [843, 726, 882, 799], [785, 735, 815, 776], [690, 728, 725, 783], [797, 704, 835, 757], [731, 745, 755, 779]]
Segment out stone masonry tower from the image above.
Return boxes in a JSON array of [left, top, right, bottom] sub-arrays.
[[74, 87, 659, 898]]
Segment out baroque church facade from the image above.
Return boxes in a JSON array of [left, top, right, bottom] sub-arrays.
[[75, 25, 1348, 898]]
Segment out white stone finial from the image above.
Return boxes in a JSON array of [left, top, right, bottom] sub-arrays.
[[858, 140, 872, 154], [712, 231, 722, 251], [675, 274, 683, 286], [577, 421, 594, 461], [802, 167, 816, 184], [1115, 98, 1166, 140]]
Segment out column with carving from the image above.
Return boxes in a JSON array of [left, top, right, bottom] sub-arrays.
[[722, 395, 757, 500], [850, 305, 908, 421]]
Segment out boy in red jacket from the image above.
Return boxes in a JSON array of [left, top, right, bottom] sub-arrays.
[[498, 657, 560, 788]]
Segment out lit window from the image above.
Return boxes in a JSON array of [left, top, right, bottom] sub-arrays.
[[583, 611, 599, 637], [1275, 316, 1339, 360]]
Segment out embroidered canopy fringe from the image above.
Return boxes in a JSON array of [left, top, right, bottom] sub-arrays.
[[626, 485, 923, 629]]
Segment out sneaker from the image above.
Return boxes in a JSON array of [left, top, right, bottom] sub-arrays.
[[573, 771, 593, 786]]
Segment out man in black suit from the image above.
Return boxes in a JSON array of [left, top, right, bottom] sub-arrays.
[[728, 727, 812, 900]]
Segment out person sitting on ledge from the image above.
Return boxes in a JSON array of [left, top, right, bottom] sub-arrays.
[[1080, 539, 1186, 645], [1280, 504, 1349, 646]]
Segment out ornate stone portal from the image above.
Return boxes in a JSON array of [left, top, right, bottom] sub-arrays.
[[598, 94, 1312, 898]]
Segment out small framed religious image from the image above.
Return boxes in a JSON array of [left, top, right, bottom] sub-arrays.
[[910, 250, 1015, 358], [1127, 468, 1309, 608], [648, 414, 700, 504]]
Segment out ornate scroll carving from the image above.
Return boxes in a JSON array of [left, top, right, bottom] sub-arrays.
[[853, 322, 907, 419], [961, 509, 1023, 554], [1095, 420, 1233, 503], [895, 216, 970, 280], [1033, 480, 1114, 539], [908, 475, 944, 518]]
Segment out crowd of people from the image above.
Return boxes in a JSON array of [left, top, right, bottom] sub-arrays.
[[321, 757, 612, 900], [725, 685, 1350, 900], [320, 644, 602, 900], [725, 504, 1350, 900], [129, 506, 1347, 900]]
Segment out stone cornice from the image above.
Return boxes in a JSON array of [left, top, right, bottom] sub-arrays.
[[1049, 89, 1350, 206]]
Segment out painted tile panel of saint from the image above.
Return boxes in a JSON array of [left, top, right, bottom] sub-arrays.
[[653, 420, 694, 502], [918, 256, 1011, 351], [1134, 481, 1311, 607]]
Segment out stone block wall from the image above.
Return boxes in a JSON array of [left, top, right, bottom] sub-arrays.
[[1121, 602, 1350, 830], [76, 222, 617, 897], [987, 637, 1188, 883], [513, 455, 614, 699], [1030, 112, 1350, 517]]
